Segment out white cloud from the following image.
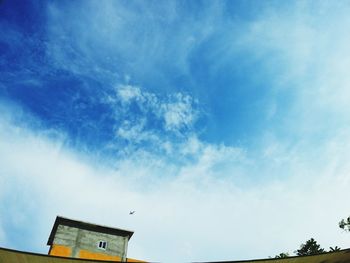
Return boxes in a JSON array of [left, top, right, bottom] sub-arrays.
[[112, 84, 198, 144], [3, 1, 350, 262], [230, 2, 350, 139], [162, 93, 197, 132], [43, 0, 350, 134], [117, 85, 143, 104], [1, 105, 350, 262], [44, 1, 222, 83], [116, 118, 160, 145]]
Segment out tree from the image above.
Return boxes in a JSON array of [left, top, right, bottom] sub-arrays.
[[339, 216, 350, 231], [296, 238, 325, 256], [329, 246, 341, 252], [274, 252, 289, 258]]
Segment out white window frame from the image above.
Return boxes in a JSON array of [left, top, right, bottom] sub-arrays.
[[97, 240, 107, 250]]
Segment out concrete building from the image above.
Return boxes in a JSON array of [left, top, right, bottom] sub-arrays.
[[47, 216, 140, 262], [2, 215, 349, 262]]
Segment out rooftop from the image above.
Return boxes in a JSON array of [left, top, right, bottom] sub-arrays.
[[47, 216, 134, 246]]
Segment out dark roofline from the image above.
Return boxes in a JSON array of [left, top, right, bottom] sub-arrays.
[[47, 216, 134, 246]]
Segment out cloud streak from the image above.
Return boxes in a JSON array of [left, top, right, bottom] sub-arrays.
[[1, 102, 350, 262], [2, 1, 350, 262], [115, 84, 198, 133]]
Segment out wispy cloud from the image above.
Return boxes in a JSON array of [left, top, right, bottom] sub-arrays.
[[229, 1, 350, 139], [2, 1, 350, 262], [102, 83, 200, 157], [162, 93, 197, 132], [1, 103, 350, 262], [116, 84, 198, 132], [117, 85, 145, 103], [44, 1, 222, 85]]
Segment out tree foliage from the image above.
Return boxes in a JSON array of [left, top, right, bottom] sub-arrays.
[[339, 216, 350, 231], [296, 238, 325, 256], [329, 246, 341, 252], [274, 239, 339, 258], [274, 252, 289, 258]]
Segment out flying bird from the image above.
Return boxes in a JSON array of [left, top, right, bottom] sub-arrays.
[[129, 211, 135, 215]]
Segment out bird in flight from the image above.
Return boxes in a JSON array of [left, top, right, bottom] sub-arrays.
[[129, 211, 135, 215]]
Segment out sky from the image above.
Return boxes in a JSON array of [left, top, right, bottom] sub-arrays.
[[1, 0, 350, 262]]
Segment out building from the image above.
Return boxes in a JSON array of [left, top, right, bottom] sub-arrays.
[[1, 215, 349, 262], [47, 216, 141, 262]]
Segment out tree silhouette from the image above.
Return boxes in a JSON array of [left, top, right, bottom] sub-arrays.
[[274, 252, 289, 258], [329, 246, 341, 252], [296, 238, 325, 256], [339, 216, 350, 231]]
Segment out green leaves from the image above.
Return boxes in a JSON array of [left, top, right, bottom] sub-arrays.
[[329, 246, 341, 252], [339, 216, 350, 231], [274, 252, 289, 258], [296, 238, 325, 256]]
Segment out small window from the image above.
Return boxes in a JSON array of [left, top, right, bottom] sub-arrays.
[[97, 241, 107, 250]]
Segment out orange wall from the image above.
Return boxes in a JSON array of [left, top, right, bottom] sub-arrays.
[[79, 249, 122, 261], [49, 244, 71, 257], [48, 244, 145, 262], [126, 258, 147, 262]]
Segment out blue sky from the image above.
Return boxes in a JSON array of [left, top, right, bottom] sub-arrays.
[[1, 0, 350, 262]]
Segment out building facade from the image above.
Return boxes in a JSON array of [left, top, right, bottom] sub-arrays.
[[47, 216, 135, 262]]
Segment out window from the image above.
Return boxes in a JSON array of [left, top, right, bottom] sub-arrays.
[[97, 241, 107, 250]]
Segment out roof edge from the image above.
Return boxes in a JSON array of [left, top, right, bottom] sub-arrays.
[[47, 216, 134, 246]]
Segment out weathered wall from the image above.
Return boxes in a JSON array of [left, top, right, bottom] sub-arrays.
[[49, 244, 71, 257], [1, 247, 146, 262], [49, 224, 128, 261]]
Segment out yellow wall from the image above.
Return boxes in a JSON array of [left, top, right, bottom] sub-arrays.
[[126, 258, 147, 262], [48, 244, 145, 262], [49, 245, 71, 257], [78, 250, 122, 261]]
